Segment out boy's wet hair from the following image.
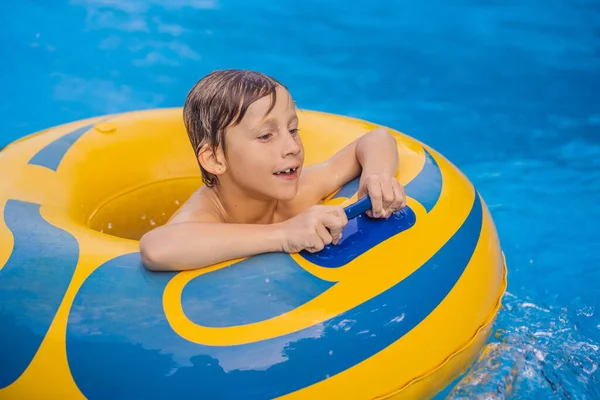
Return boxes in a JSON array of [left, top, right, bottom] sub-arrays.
[[183, 69, 285, 187]]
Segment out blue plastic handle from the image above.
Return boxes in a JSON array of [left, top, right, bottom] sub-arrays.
[[343, 196, 372, 220]]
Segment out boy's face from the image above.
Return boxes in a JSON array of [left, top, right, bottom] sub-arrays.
[[224, 85, 304, 201]]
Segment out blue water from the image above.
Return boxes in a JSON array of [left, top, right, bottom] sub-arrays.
[[1, 0, 599, 398]]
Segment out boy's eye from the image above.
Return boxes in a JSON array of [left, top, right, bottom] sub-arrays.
[[289, 128, 299, 135], [258, 133, 272, 140]]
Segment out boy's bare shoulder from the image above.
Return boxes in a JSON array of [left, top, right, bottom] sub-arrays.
[[295, 140, 362, 205], [167, 187, 223, 224]]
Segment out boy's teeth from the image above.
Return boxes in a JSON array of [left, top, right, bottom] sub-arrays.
[[275, 168, 295, 175]]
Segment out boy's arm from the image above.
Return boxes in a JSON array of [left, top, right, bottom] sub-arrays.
[[139, 219, 284, 271], [139, 205, 348, 272], [301, 127, 405, 217]]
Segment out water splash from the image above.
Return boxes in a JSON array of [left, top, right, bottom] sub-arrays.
[[447, 292, 600, 399]]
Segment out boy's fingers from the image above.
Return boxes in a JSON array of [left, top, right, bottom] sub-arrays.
[[322, 213, 344, 245], [390, 181, 406, 211], [330, 229, 342, 245], [368, 180, 384, 217], [381, 180, 395, 210], [321, 213, 343, 235], [327, 206, 348, 226], [315, 223, 333, 247], [334, 231, 342, 245]]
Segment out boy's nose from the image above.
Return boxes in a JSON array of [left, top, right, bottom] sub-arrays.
[[283, 133, 301, 156]]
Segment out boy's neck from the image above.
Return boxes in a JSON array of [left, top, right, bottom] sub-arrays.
[[212, 183, 278, 225]]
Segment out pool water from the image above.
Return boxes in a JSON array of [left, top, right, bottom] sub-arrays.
[[1, 0, 599, 398]]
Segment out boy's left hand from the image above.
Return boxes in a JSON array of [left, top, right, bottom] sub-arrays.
[[358, 173, 406, 219]]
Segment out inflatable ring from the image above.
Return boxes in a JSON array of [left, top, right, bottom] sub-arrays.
[[0, 108, 507, 399]]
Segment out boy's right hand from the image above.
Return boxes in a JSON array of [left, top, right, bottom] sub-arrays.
[[278, 205, 348, 253]]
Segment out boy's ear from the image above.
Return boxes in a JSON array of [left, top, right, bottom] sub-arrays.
[[198, 143, 227, 175]]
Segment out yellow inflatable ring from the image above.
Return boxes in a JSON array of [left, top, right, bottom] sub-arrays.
[[0, 108, 507, 399]]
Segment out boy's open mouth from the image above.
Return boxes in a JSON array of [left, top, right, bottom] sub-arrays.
[[274, 167, 298, 176]]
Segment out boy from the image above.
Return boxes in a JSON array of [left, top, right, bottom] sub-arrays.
[[140, 69, 406, 271]]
